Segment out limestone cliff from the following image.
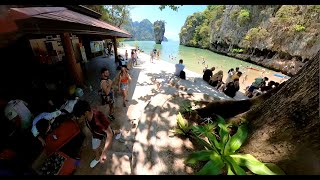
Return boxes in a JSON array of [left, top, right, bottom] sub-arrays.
[[180, 5, 320, 76], [154, 20, 165, 44]]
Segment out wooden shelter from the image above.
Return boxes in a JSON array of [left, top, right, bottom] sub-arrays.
[[0, 5, 131, 87]]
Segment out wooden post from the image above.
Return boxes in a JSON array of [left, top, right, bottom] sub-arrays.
[[112, 37, 118, 62], [61, 32, 84, 87]]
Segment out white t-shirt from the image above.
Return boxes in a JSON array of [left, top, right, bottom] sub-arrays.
[[226, 71, 235, 84], [31, 110, 62, 137], [59, 99, 78, 113], [174, 63, 185, 76]]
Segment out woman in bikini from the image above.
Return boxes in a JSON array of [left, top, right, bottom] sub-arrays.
[[118, 67, 132, 107]]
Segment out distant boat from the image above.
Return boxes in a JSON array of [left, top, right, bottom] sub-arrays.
[[274, 73, 290, 79]]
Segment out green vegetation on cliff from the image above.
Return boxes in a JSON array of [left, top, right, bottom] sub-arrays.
[[179, 5, 320, 75], [179, 5, 225, 48]]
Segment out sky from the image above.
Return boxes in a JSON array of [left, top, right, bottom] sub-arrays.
[[129, 5, 207, 41]]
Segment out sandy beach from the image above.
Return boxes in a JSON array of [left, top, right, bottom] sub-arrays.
[[119, 44, 289, 94]]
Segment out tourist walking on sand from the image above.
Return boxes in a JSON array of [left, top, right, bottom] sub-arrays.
[[150, 50, 154, 63], [157, 49, 160, 59], [118, 67, 132, 107], [125, 50, 128, 60], [98, 68, 115, 121], [134, 49, 138, 65], [72, 100, 124, 168], [131, 50, 137, 66]]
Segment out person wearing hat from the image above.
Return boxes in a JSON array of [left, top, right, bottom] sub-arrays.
[[4, 100, 33, 133]]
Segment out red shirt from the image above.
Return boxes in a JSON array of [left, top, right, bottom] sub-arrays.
[[85, 109, 111, 140]]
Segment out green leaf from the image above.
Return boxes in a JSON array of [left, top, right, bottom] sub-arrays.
[[218, 122, 229, 148], [225, 156, 247, 175], [177, 112, 187, 130], [215, 115, 230, 150], [207, 133, 222, 152], [216, 115, 226, 125], [185, 150, 213, 164], [170, 128, 185, 135], [192, 125, 221, 153], [230, 154, 281, 175], [192, 134, 215, 151], [228, 124, 248, 153], [192, 125, 206, 136], [192, 124, 215, 136], [265, 163, 286, 175], [197, 152, 224, 175], [223, 134, 232, 155], [226, 163, 235, 175]]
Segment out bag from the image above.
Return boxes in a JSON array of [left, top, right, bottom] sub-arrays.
[[179, 70, 186, 80]]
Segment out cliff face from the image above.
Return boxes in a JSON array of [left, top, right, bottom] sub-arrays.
[[180, 5, 320, 76], [154, 20, 165, 44], [123, 19, 154, 41], [123, 19, 168, 41]]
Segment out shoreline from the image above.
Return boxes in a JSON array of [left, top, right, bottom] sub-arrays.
[[118, 45, 289, 94]]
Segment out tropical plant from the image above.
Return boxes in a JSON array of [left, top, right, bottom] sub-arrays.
[[186, 116, 285, 175], [170, 112, 192, 136]]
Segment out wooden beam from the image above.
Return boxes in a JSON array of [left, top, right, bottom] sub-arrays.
[[60, 32, 84, 87], [112, 36, 118, 62]]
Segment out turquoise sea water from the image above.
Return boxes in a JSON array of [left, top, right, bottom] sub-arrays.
[[122, 40, 280, 77]]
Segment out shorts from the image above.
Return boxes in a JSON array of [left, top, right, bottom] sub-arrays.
[[102, 91, 115, 105], [248, 86, 257, 93], [92, 129, 115, 150], [120, 83, 128, 91]]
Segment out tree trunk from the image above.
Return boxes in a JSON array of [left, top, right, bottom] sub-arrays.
[[238, 51, 319, 174], [196, 83, 283, 119]]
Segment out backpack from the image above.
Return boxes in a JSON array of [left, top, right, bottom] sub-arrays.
[[179, 70, 186, 80]]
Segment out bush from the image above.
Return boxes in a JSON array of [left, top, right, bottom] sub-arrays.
[[294, 24, 305, 32], [232, 48, 244, 53], [238, 9, 250, 24]]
